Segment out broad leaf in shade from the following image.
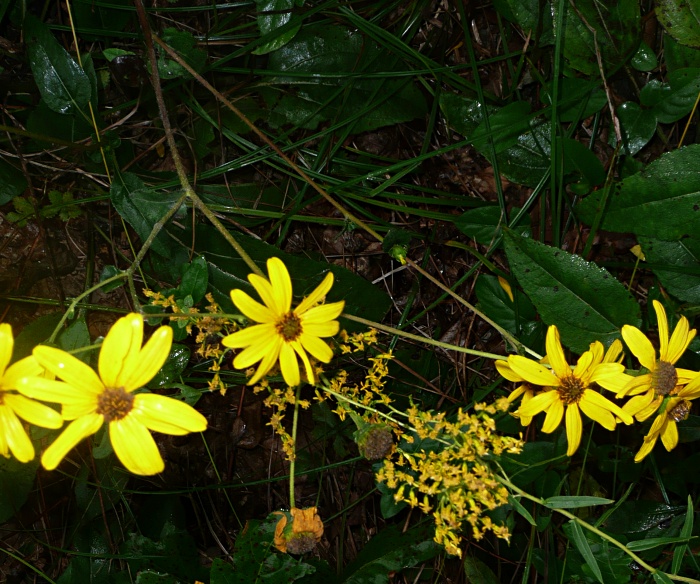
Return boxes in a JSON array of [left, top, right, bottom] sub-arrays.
[[640, 68, 700, 124], [655, 0, 700, 48], [24, 15, 91, 115], [553, 0, 640, 76], [0, 159, 27, 206], [615, 102, 657, 155], [503, 229, 641, 353], [0, 456, 39, 523], [492, 0, 554, 45], [266, 24, 427, 133], [252, 0, 301, 55], [638, 236, 700, 304], [576, 145, 700, 240]]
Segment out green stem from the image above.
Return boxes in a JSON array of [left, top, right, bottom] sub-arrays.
[[499, 475, 700, 584], [289, 384, 302, 508]]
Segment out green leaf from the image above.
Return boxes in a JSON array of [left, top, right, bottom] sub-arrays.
[[631, 41, 659, 71], [99, 265, 126, 292], [576, 145, 700, 240], [615, 101, 657, 155], [267, 24, 427, 133], [222, 515, 315, 583], [12, 312, 63, 359], [454, 206, 504, 244], [672, 496, 694, 574], [179, 256, 208, 304], [656, 0, 700, 48], [0, 158, 27, 206], [563, 521, 604, 584], [24, 15, 91, 115], [150, 345, 191, 388], [341, 524, 440, 583], [553, 0, 640, 76], [503, 230, 641, 353], [57, 317, 90, 361], [560, 137, 605, 187], [626, 536, 694, 551], [135, 572, 180, 584], [508, 495, 536, 526], [666, 36, 700, 72], [0, 456, 39, 523], [470, 101, 532, 154], [463, 556, 500, 584], [543, 496, 614, 509], [492, 0, 554, 44], [640, 69, 700, 123], [653, 572, 675, 584], [638, 236, 700, 303], [542, 78, 607, 122], [110, 172, 184, 257], [158, 28, 206, 79], [252, 0, 300, 55]]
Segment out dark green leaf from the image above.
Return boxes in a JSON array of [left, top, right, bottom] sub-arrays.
[[560, 137, 605, 186], [57, 317, 90, 362], [653, 572, 675, 584], [500, 441, 557, 488], [553, 0, 640, 76], [341, 524, 440, 583], [503, 230, 641, 352], [626, 536, 694, 551], [563, 521, 604, 584], [454, 206, 504, 244], [253, 0, 300, 55], [99, 265, 126, 292], [631, 41, 658, 71], [615, 102, 657, 155], [576, 145, 700, 240], [672, 496, 694, 574], [638, 236, 700, 303], [508, 495, 536, 526], [135, 572, 181, 584], [150, 345, 191, 388], [666, 36, 700, 72], [492, 0, 553, 44], [603, 502, 687, 535], [158, 28, 206, 79], [463, 556, 500, 584], [179, 256, 208, 304], [656, 0, 700, 48], [641, 69, 700, 123], [110, 173, 184, 257], [543, 496, 614, 509], [0, 159, 27, 206], [24, 15, 91, 115], [0, 456, 39, 523], [12, 312, 62, 359], [470, 101, 532, 154], [267, 24, 427, 133], [542, 78, 607, 122]]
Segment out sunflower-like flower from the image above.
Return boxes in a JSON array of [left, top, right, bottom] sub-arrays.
[[621, 300, 698, 421], [272, 507, 324, 554], [19, 313, 207, 475], [0, 324, 63, 462], [495, 359, 537, 426], [509, 326, 633, 456], [633, 376, 700, 461], [222, 258, 345, 387]]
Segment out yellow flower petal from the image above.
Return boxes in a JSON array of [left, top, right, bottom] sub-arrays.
[[16, 377, 91, 409], [266, 257, 293, 314], [247, 344, 284, 386], [120, 325, 173, 391], [508, 356, 559, 387], [231, 289, 276, 323], [667, 317, 695, 364], [572, 351, 593, 383], [653, 300, 670, 361], [619, 373, 652, 397], [291, 340, 315, 385], [546, 326, 570, 379], [234, 334, 282, 369], [279, 342, 302, 386], [110, 415, 164, 475], [634, 437, 656, 462], [133, 393, 207, 434], [3, 356, 44, 388], [301, 301, 345, 326], [578, 394, 616, 431], [34, 346, 104, 396], [622, 390, 655, 417], [603, 339, 624, 363], [0, 323, 14, 379], [296, 272, 334, 315], [496, 360, 522, 382], [518, 389, 558, 418], [41, 413, 104, 471], [302, 320, 340, 338], [565, 405, 582, 456], [4, 393, 62, 429], [636, 395, 664, 422], [248, 273, 283, 316], [541, 398, 564, 433], [621, 325, 657, 371], [0, 403, 34, 462], [581, 389, 633, 425], [299, 334, 333, 363], [660, 419, 678, 451], [99, 313, 143, 389], [222, 323, 277, 349], [588, 362, 627, 391]]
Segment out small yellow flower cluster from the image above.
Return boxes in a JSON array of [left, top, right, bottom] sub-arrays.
[[144, 290, 236, 395], [254, 381, 311, 461], [499, 300, 700, 462], [376, 399, 522, 557]]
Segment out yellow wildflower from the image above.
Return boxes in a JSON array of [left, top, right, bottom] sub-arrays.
[[511, 326, 633, 456], [222, 258, 344, 387], [20, 313, 207, 475], [0, 324, 63, 462], [621, 300, 698, 421]]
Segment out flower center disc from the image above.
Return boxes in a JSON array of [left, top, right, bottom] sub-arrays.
[[558, 375, 586, 405], [97, 387, 135, 422], [652, 360, 678, 396], [276, 312, 302, 342]]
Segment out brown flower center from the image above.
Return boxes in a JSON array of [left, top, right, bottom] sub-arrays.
[[652, 360, 678, 396], [557, 375, 586, 405], [276, 312, 303, 342], [97, 387, 134, 423], [668, 399, 692, 423]]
